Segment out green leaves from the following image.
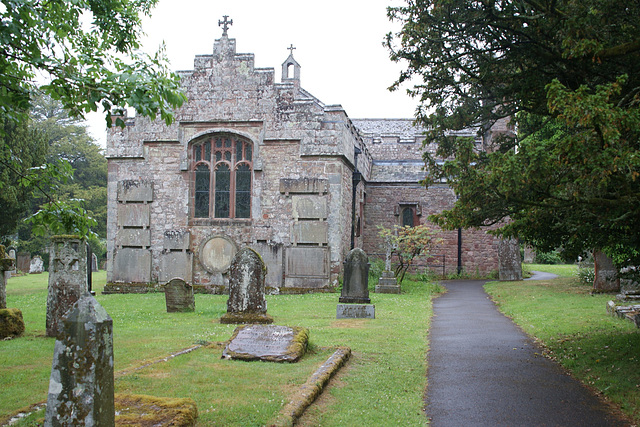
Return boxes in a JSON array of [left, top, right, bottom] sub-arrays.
[[0, 0, 185, 128], [389, 0, 640, 268], [27, 198, 97, 238]]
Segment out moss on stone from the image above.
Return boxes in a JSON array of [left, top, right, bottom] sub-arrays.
[[219, 312, 274, 324], [115, 394, 197, 426], [0, 308, 25, 339], [272, 346, 351, 426]]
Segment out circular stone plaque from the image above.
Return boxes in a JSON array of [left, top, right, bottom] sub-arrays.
[[198, 235, 238, 273]]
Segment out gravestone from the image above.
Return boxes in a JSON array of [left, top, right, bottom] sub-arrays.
[[222, 324, 308, 362], [593, 250, 620, 292], [339, 248, 371, 304], [29, 255, 44, 274], [523, 246, 535, 264], [0, 245, 14, 309], [8, 248, 16, 276], [45, 295, 114, 426], [16, 252, 30, 274], [375, 242, 401, 294], [220, 247, 273, 324], [498, 238, 522, 281], [164, 278, 195, 312], [46, 236, 88, 338], [337, 248, 375, 319], [91, 253, 99, 272]]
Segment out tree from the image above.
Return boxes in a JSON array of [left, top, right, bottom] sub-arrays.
[[0, 0, 186, 128], [0, 117, 48, 244], [386, 0, 640, 268], [379, 224, 440, 284], [0, 0, 186, 241], [11, 95, 109, 262]]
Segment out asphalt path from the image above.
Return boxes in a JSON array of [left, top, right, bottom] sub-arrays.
[[425, 277, 630, 426]]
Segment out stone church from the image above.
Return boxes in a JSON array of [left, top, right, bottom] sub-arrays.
[[104, 24, 504, 293]]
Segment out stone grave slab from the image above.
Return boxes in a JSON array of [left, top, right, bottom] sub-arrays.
[[336, 304, 375, 319], [375, 271, 401, 294], [222, 324, 309, 363]]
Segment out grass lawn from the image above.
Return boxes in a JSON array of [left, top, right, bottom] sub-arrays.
[[485, 266, 640, 423], [524, 263, 578, 277], [0, 271, 440, 426]]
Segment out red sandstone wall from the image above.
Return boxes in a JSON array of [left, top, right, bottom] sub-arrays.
[[362, 183, 500, 276]]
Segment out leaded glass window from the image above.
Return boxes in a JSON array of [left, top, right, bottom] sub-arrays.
[[191, 134, 253, 219]]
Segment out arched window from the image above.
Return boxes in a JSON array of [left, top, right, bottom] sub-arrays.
[[191, 134, 252, 219], [401, 206, 418, 227]]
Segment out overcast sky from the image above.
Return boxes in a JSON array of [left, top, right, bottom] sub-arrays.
[[86, 0, 417, 146]]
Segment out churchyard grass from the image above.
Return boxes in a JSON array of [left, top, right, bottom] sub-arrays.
[[485, 275, 640, 423], [524, 263, 578, 278], [1, 272, 441, 426]]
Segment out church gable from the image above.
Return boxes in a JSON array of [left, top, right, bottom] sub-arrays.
[[105, 18, 503, 294]]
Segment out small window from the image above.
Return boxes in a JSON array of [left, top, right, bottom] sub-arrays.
[[191, 134, 253, 219], [401, 206, 418, 227]]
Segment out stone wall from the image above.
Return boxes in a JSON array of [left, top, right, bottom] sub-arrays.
[[362, 183, 500, 276], [106, 34, 363, 292]]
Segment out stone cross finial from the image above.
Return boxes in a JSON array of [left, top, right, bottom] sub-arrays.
[[218, 15, 233, 36], [287, 44, 296, 55]]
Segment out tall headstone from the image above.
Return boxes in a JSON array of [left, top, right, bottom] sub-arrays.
[[0, 245, 15, 309], [337, 248, 375, 319], [340, 248, 371, 304], [523, 246, 535, 264], [45, 295, 115, 426], [8, 248, 16, 276], [30, 255, 45, 274], [91, 253, 99, 272], [164, 278, 195, 312], [593, 250, 620, 292], [498, 238, 522, 281], [46, 236, 88, 338], [220, 248, 273, 324], [16, 252, 30, 274]]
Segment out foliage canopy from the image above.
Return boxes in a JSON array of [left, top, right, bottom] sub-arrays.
[[0, 0, 186, 127], [387, 0, 640, 266]]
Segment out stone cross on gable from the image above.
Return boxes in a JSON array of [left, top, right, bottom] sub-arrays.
[[219, 15, 233, 36], [287, 44, 296, 55]]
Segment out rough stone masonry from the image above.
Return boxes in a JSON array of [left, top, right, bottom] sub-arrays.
[[105, 19, 511, 294]]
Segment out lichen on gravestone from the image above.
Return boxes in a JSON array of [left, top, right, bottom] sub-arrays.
[[339, 248, 371, 304], [45, 295, 114, 426], [220, 247, 273, 324]]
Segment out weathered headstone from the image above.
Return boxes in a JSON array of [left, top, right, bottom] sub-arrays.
[[29, 255, 44, 274], [523, 246, 535, 264], [220, 247, 273, 324], [498, 238, 522, 281], [222, 324, 308, 362], [91, 253, 99, 272], [16, 252, 30, 274], [0, 245, 14, 309], [375, 243, 400, 294], [164, 278, 195, 312], [8, 248, 16, 276], [375, 270, 400, 294], [46, 236, 88, 338], [339, 248, 371, 304], [337, 248, 375, 319], [593, 250, 620, 292], [45, 295, 115, 426]]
